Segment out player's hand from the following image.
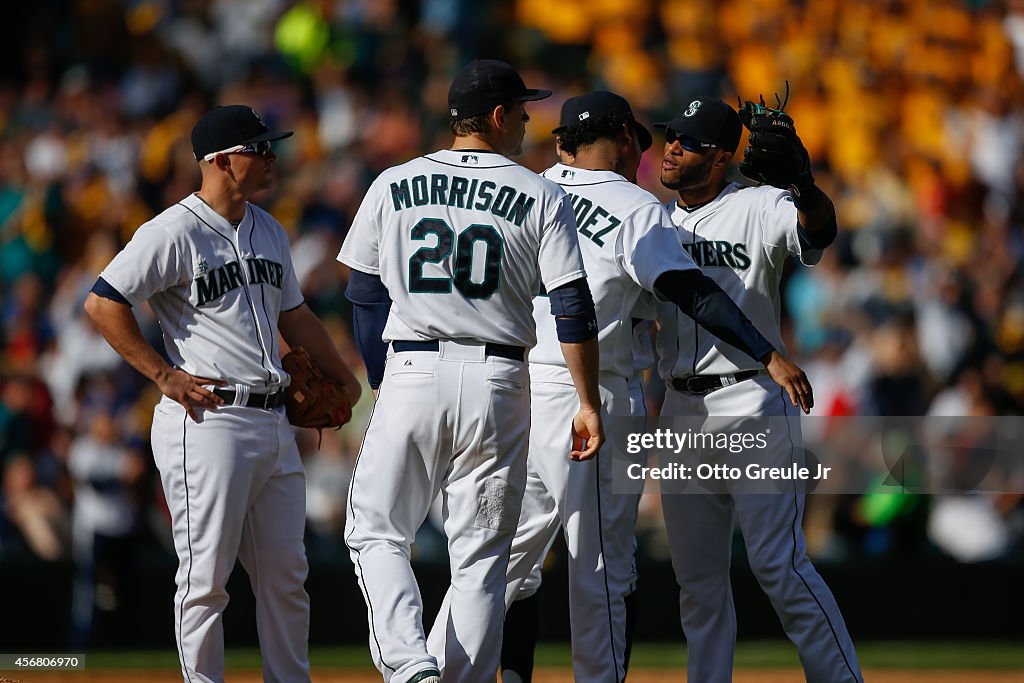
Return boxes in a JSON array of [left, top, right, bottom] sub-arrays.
[[570, 407, 604, 461], [156, 367, 225, 422], [762, 351, 813, 414]]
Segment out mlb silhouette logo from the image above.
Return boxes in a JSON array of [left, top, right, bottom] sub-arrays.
[[578, 112, 590, 121], [451, 108, 458, 116], [561, 170, 575, 179], [462, 155, 479, 165]]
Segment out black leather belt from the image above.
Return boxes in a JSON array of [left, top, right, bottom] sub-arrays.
[[392, 340, 525, 362], [212, 387, 285, 409], [671, 370, 760, 395]]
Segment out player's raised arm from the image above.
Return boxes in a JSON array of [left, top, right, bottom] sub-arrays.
[[736, 94, 838, 251], [653, 269, 813, 413]]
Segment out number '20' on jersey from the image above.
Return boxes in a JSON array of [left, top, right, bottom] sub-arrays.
[[338, 150, 587, 348]]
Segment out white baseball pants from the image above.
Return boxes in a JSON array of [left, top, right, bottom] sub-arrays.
[[347, 342, 530, 683], [660, 374, 863, 683], [500, 364, 640, 683], [151, 399, 310, 683]]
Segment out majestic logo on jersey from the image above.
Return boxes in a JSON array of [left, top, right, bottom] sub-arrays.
[[389, 174, 536, 227], [682, 240, 751, 270], [194, 258, 285, 306], [566, 193, 621, 247], [684, 100, 701, 117]]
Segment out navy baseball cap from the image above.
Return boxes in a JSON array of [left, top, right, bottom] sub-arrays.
[[654, 98, 742, 152], [191, 105, 293, 161], [448, 59, 552, 120], [552, 90, 653, 151]]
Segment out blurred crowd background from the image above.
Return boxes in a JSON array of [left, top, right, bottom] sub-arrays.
[[2, 0, 1024, 646]]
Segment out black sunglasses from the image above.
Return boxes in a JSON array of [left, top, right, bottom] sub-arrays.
[[665, 128, 716, 153]]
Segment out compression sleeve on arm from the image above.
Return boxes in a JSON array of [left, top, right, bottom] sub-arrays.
[[345, 270, 392, 389], [548, 278, 598, 343], [90, 277, 131, 306], [654, 270, 775, 363]]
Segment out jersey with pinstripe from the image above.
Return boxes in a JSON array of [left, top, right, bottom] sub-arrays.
[[656, 182, 819, 380], [100, 192, 303, 387], [529, 163, 698, 378]]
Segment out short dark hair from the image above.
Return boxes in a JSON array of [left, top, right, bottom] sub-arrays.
[[556, 111, 631, 156], [450, 111, 492, 137]]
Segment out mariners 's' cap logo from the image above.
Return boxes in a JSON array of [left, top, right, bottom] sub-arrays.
[[684, 100, 702, 117]]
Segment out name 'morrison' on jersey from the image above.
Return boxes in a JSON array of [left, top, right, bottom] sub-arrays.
[[529, 163, 698, 379], [338, 150, 587, 349], [657, 182, 822, 379]]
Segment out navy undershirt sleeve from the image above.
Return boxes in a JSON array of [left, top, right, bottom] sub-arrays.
[[345, 270, 392, 389], [90, 277, 130, 305], [548, 278, 598, 343], [654, 270, 775, 363]]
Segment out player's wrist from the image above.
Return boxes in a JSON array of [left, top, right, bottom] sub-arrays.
[[792, 182, 823, 210], [153, 365, 179, 386]]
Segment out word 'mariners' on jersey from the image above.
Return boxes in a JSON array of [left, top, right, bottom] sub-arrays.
[[389, 173, 537, 227], [194, 257, 285, 306], [682, 240, 751, 271]]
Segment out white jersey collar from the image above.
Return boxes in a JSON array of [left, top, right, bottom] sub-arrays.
[[543, 163, 627, 186], [180, 193, 251, 236], [426, 149, 519, 169], [669, 181, 741, 217]]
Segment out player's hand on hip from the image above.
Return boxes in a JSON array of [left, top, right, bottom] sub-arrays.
[[570, 408, 604, 461], [763, 351, 813, 414], [156, 367, 225, 422]]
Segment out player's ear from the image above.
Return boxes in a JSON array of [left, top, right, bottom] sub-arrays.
[[714, 149, 734, 168], [495, 103, 515, 134], [619, 123, 635, 150]]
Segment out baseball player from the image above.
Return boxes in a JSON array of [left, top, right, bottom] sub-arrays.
[[338, 59, 603, 683], [497, 91, 813, 683], [655, 96, 863, 683], [84, 105, 361, 683]]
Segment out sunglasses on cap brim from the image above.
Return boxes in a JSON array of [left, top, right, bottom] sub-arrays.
[[665, 128, 716, 152], [203, 140, 273, 162]]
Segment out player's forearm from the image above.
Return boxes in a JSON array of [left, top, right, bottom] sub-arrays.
[[278, 304, 362, 404], [83, 292, 176, 387], [655, 270, 776, 364], [560, 338, 602, 412], [796, 187, 837, 249]]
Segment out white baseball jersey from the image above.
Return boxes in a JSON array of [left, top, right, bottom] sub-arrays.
[[529, 163, 698, 378], [338, 150, 586, 347], [100, 193, 304, 386], [657, 182, 820, 379]]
